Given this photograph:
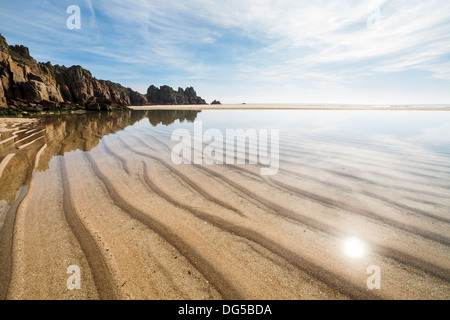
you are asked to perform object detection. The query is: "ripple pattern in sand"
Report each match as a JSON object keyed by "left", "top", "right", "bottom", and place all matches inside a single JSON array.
[{"left": 0, "top": 111, "right": 449, "bottom": 300}]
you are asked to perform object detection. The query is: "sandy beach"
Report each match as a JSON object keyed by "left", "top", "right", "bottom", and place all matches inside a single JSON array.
[
  {"left": 130, "top": 104, "right": 450, "bottom": 111},
  {"left": 0, "top": 110, "right": 449, "bottom": 300}
]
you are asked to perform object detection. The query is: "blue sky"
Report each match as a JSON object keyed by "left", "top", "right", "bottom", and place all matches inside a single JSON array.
[{"left": 0, "top": 0, "right": 449, "bottom": 104}]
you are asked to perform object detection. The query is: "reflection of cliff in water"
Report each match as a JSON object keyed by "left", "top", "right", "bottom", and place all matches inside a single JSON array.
[
  {"left": 0, "top": 110, "right": 202, "bottom": 205},
  {"left": 147, "top": 110, "right": 201, "bottom": 126},
  {"left": 0, "top": 111, "right": 147, "bottom": 204}
]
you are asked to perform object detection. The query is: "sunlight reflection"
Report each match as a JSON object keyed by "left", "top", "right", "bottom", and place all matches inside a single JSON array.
[{"left": 343, "top": 237, "right": 366, "bottom": 259}]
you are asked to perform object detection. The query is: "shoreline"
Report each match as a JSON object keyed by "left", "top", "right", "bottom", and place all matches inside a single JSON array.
[{"left": 129, "top": 104, "right": 450, "bottom": 111}]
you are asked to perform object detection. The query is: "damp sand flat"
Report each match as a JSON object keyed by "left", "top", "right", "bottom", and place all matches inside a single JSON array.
[
  {"left": 130, "top": 104, "right": 450, "bottom": 111},
  {"left": 0, "top": 110, "right": 449, "bottom": 300}
]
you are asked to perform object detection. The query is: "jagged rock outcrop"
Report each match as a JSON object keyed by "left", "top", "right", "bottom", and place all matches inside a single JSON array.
[
  {"left": 0, "top": 33, "right": 148, "bottom": 112},
  {"left": 211, "top": 100, "right": 221, "bottom": 105},
  {"left": 146, "top": 85, "right": 207, "bottom": 105}
]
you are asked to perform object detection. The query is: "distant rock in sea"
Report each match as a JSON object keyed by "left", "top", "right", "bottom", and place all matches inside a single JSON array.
[{"left": 210, "top": 100, "right": 221, "bottom": 105}]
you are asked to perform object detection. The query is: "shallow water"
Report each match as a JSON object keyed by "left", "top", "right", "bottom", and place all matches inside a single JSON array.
[{"left": 0, "top": 110, "right": 449, "bottom": 300}]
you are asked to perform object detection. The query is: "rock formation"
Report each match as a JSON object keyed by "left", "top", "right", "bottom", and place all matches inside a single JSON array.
[
  {"left": 146, "top": 85, "right": 207, "bottom": 105},
  {"left": 0, "top": 38, "right": 65, "bottom": 111},
  {"left": 0, "top": 33, "right": 148, "bottom": 113},
  {"left": 0, "top": 33, "right": 211, "bottom": 114},
  {"left": 211, "top": 100, "right": 221, "bottom": 105}
]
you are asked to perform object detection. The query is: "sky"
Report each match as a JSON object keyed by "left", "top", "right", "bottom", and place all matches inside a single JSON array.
[{"left": 0, "top": 0, "right": 449, "bottom": 105}]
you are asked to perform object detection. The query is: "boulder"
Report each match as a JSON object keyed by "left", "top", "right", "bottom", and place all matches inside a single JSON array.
[
  {"left": 60, "top": 84, "right": 73, "bottom": 101},
  {"left": 40, "top": 99, "right": 59, "bottom": 110}
]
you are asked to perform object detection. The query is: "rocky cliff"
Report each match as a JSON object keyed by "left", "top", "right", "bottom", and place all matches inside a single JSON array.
[
  {"left": 0, "top": 33, "right": 211, "bottom": 114},
  {"left": 146, "top": 85, "right": 207, "bottom": 105},
  {"left": 0, "top": 33, "right": 152, "bottom": 113}
]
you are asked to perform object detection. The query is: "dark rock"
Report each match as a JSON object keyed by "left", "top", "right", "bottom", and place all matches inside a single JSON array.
[
  {"left": 12, "top": 84, "right": 23, "bottom": 100},
  {"left": 40, "top": 99, "right": 58, "bottom": 110},
  {"left": 9, "top": 100, "right": 21, "bottom": 107},
  {"left": 60, "top": 84, "right": 73, "bottom": 101},
  {"left": 59, "top": 102, "right": 74, "bottom": 110},
  {"left": 211, "top": 100, "right": 221, "bottom": 105},
  {"left": 146, "top": 85, "right": 207, "bottom": 105},
  {"left": 146, "top": 85, "right": 159, "bottom": 104},
  {"left": 27, "top": 72, "right": 44, "bottom": 82},
  {"left": 128, "top": 89, "right": 148, "bottom": 106}
]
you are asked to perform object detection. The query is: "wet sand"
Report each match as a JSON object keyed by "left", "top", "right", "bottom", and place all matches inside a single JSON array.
[
  {"left": 0, "top": 110, "right": 449, "bottom": 300},
  {"left": 130, "top": 104, "right": 450, "bottom": 111}
]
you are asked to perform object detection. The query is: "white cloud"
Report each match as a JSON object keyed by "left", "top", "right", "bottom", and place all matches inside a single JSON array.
[{"left": 96, "top": 1, "right": 449, "bottom": 84}]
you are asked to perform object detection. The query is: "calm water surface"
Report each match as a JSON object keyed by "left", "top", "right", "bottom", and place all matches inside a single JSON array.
[{"left": 0, "top": 109, "right": 449, "bottom": 300}]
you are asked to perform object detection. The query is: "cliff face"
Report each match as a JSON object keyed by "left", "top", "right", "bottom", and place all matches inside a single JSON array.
[
  {"left": 0, "top": 39, "right": 64, "bottom": 110},
  {"left": 0, "top": 33, "right": 148, "bottom": 112},
  {"left": 51, "top": 65, "right": 149, "bottom": 111}
]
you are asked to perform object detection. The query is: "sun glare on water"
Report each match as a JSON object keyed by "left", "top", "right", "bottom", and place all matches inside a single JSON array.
[{"left": 343, "top": 237, "right": 366, "bottom": 259}]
